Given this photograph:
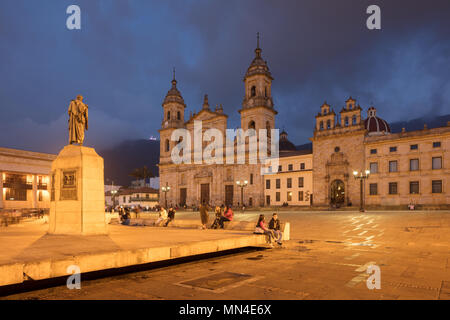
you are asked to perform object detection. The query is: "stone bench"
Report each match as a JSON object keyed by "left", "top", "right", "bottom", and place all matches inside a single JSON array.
[{"left": 126, "top": 218, "right": 290, "bottom": 241}]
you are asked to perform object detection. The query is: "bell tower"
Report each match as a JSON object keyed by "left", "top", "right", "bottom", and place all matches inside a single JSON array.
[
  {"left": 160, "top": 69, "right": 186, "bottom": 165},
  {"left": 239, "top": 33, "right": 277, "bottom": 134}
]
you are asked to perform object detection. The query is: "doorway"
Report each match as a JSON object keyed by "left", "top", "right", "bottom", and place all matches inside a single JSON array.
[
  {"left": 330, "top": 180, "right": 345, "bottom": 207},
  {"left": 200, "top": 183, "right": 210, "bottom": 205},
  {"left": 225, "top": 185, "right": 233, "bottom": 207}
]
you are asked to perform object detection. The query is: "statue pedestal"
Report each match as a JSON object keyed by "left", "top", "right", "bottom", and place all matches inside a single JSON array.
[{"left": 48, "top": 145, "right": 107, "bottom": 235}]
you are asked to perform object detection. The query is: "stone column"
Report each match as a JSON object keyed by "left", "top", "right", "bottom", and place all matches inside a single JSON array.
[
  {"left": 0, "top": 171, "right": 3, "bottom": 209},
  {"left": 32, "top": 175, "right": 37, "bottom": 209}
]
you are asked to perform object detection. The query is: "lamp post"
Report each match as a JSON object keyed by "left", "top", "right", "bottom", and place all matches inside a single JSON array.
[
  {"left": 236, "top": 180, "right": 248, "bottom": 211},
  {"left": 353, "top": 170, "right": 370, "bottom": 212},
  {"left": 161, "top": 183, "right": 171, "bottom": 208}
]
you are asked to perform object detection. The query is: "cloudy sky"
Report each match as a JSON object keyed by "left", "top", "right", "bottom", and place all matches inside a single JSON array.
[{"left": 0, "top": 0, "right": 449, "bottom": 153}]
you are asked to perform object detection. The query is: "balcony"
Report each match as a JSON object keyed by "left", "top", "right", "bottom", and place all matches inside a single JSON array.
[{"left": 37, "top": 183, "right": 48, "bottom": 190}]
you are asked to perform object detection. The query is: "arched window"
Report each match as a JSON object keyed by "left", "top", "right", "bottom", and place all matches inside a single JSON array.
[
  {"left": 165, "top": 139, "right": 170, "bottom": 152},
  {"left": 264, "top": 87, "right": 267, "bottom": 97},
  {"left": 320, "top": 121, "right": 324, "bottom": 130},
  {"left": 248, "top": 120, "right": 256, "bottom": 130},
  {"left": 327, "top": 119, "right": 331, "bottom": 129},
  {"left": 352, "top": 115, "right": 357, "bottom": 125},
  {"left": 177, "top": 111, "right": 181, "bottom": 120},
  {"left": 167, "top": 111, "right": 170, "bottom": 120},
  {"left": 251, "top": 86, "right": 256, "bottom": 97},
  {"left": 266, "top": 121, "right": 271, "bottom": 138},
  {"left": 345, "top": 117, "right": 349, "bottom": 126}
]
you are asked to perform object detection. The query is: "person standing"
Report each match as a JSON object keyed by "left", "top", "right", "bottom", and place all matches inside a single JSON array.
[
  {"left": 269, "top": 213, "right": 283, "bottom": 245},
  {"left": 199, "top": 201, "right": 209, "bottom": 230}
]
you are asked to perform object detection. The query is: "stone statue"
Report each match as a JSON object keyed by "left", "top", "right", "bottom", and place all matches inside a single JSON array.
[{"left": 68, "top": 95, "right": 89, "bottom": 145}]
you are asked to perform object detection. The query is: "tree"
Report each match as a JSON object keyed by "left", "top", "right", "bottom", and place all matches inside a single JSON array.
[{"left": 128, "top": 166, "right": 155, "bottom": 184}]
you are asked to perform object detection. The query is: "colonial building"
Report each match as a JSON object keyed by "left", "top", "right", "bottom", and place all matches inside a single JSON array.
[
  {"left": 159, "top": 38, "right": 277, "bottom": 208},
  {"left": 262, "top": 131, "right": 313, "bottom": 206},
  {"left": 311, "top": 98, "right": 450, "bottom": 209},
  {"left": 0, "top": 147, "right": 56, "bottom": 210}
]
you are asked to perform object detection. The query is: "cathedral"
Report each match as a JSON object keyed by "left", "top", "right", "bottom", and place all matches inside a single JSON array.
[
  {"left": 159, "top": 38, "right": 450, "bottom": 210},
  {"left": 158, "top": 38, "right": 277, "bottom": 208}
]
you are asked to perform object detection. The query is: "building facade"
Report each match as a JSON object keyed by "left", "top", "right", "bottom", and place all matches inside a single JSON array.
[
  {"left": 159, "top": 40, "right": 277, "bottom": 208},
  {"left": 311, "top": 98, "right": 450, "bottom": 209},
  {"left": 0, "top": 147, "right": 56, "bottom": 210}
]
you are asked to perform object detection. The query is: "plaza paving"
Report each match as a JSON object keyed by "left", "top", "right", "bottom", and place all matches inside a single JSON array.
[{"left": 1, "top": 210, "right": 450, "bottom": 300}]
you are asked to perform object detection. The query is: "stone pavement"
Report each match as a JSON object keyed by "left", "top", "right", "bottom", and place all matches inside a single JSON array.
[
  {"left": 0, "top": 221, "right": 268, "bottom": 286},
  {"left": 1, "top": 210, "right": 450, "bottom": 300}
]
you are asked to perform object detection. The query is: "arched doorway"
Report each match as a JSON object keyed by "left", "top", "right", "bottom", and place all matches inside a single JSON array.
[{"left": 330, "top": 180, "right": 345, "bottom": 207}]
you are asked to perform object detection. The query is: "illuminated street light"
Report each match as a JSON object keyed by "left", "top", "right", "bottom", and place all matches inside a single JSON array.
[
  {"left": 161, "top": 183, "right": 171, "bottom": 208},
  {"left": 236, "top": 180, "right": 248, "bottom": 211},
  {"left": 353, "top": 170, "right": 370, "bottom": 212}
]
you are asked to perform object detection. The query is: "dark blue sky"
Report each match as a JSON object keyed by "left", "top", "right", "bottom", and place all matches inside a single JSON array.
[{"left": 1, "top": 0, "right": 449, "bottom": 153}]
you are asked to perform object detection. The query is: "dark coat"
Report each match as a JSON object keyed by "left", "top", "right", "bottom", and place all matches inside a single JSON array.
[{"left": 269, "top": 218, "right": 281, "bottom": 231}]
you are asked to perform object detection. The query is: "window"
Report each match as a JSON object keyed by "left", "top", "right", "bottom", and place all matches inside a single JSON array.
[
  {"left": 300, "top": 163, "right": 305, "bottom": 170},
  {"left": 177, "top": 111, "right": 181, "bottom": 120},
  {"left": 287, "top": 178, "right": 292, "bottom": 188},
  {"left": 276, "top": 192, "right": 280, "bottom": 202},
  {"left": 410, "top": 159, "right": 419, "bottom": 171},
  {"left": 250, "top": 173, "right": 254, "bottom": 185},
  {"left": 287, "top": 192, "right": 292, "bottom": 202},
  {"left": 410, "top": 144, "right": 418, "bottom": 150},
  {"left": 320, "top": 121, "right": 324, "bottom": 130},
  {"left": 389, "top": 182, "right": 398, "bottom": 195},
  {"left": 278, "top": 165, "right": 282, "bottom": 172},
  {"left": 264, "top": 87, "right": 267, "bottom": 97},
  {"left": 409, "top": 181, "right": 419, "bottom": 194},
  {"left": 298, "top": 177, "right": 304, "bottom": 188},
  {"left": 390, "top": 146, "right": 397, "bottom": 152},
  {"left": 370, "top": 149, "right": 377, "bottom": 154},
  {"left": 369, "top": 183, "right": 378, "bottom": 195},
  {"left": 433, "top": 142, "right": 441, "bottom": 148},
  {"left": 146, "top": 194, "right": 149, "bottom": 199},
  {"left": 38, "top": 191, "right": 43, "bottom": 201},
  {"left": 123, "top": 196, "right": 126, "bottom": 203},
  {"left": 370, "top": 162, "right": 378, "bottom": 174},
  {"left": 432, "top": 157, "right": 442, "bottom": 170},
  {"left": 334, "top": 147, "right": 340, "bottom": 153},
  {"left": 288, "top": 164, "right": 293, "bottom": 171},
  {"left": 13, "top": 188, "right": 27, "bottom": 202},
  {"left": 266, "top": 179, "right": 271, "bottom": 189},
  {"left": 276, "top": 179, "right": 280, "bottom": 189},
  {"left": 167, "top": 111, "right": 170, "bottom": 120},
  {"left": 327, "top": 119, "right": 331, "bottom": 129},
  {"left": 389, "top": 161, "right": 398, "bottom": 172},
  {"left": 298, "top": 191, "right": 304, "bottom": 201},
  {"left": 352, "top": 115, "right": 357, "bottom": 125},
  {"left": 165, "top": 139, "right": 170, "bottom": 152},
  {"left": 248, "top": 120, "right": 256, "bottom": 130},
  {"left": 344, "top": 117, "right": 349, "bottom": 126},
  {"left": 432, "top": 180, "right": 442, "bottom": 193},
  {"left": 266, "top": 195, "right": 270, "bottom": 206}
]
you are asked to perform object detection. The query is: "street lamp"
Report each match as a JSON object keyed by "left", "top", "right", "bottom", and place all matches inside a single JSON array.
[
  {"left": 236, "top": 180, "right": 248, "bottom": 211},
  {"left": 353, "top": 169, "right": 370, "bottom": 212},
  {"left": 161, "top": 183, "right": 171, "bottom": 208}
]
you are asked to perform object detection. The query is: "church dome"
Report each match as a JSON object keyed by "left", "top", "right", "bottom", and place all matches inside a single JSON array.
[
  {"left": 244, "top": 35, "right": 273, "bottom": 80},
  {"left": 279, "top": 130, "right": 297, "bottom": 151},
  {"left": 162, "top": 76, "right": 185, "bottom": 107},
  {"left": 364, "top": 107, "right": 390, "bottom": 136}
]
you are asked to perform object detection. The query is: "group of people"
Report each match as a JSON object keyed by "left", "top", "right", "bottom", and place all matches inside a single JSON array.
[
  {"left": 255, "top": 213, "right": 283, "bottom": 247},
  {"left": 154, "top": 206, "right": 176, "bottom": 227}
]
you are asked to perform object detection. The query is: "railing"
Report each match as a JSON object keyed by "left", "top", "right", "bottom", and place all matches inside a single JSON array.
[{"left": 2, "top": 180, "right": 33, "bottom": 190}]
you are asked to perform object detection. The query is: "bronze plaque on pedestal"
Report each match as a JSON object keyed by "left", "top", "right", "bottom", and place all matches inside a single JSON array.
[{"left": 60, "top": 170, "right": 77, "bottom": 200}]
